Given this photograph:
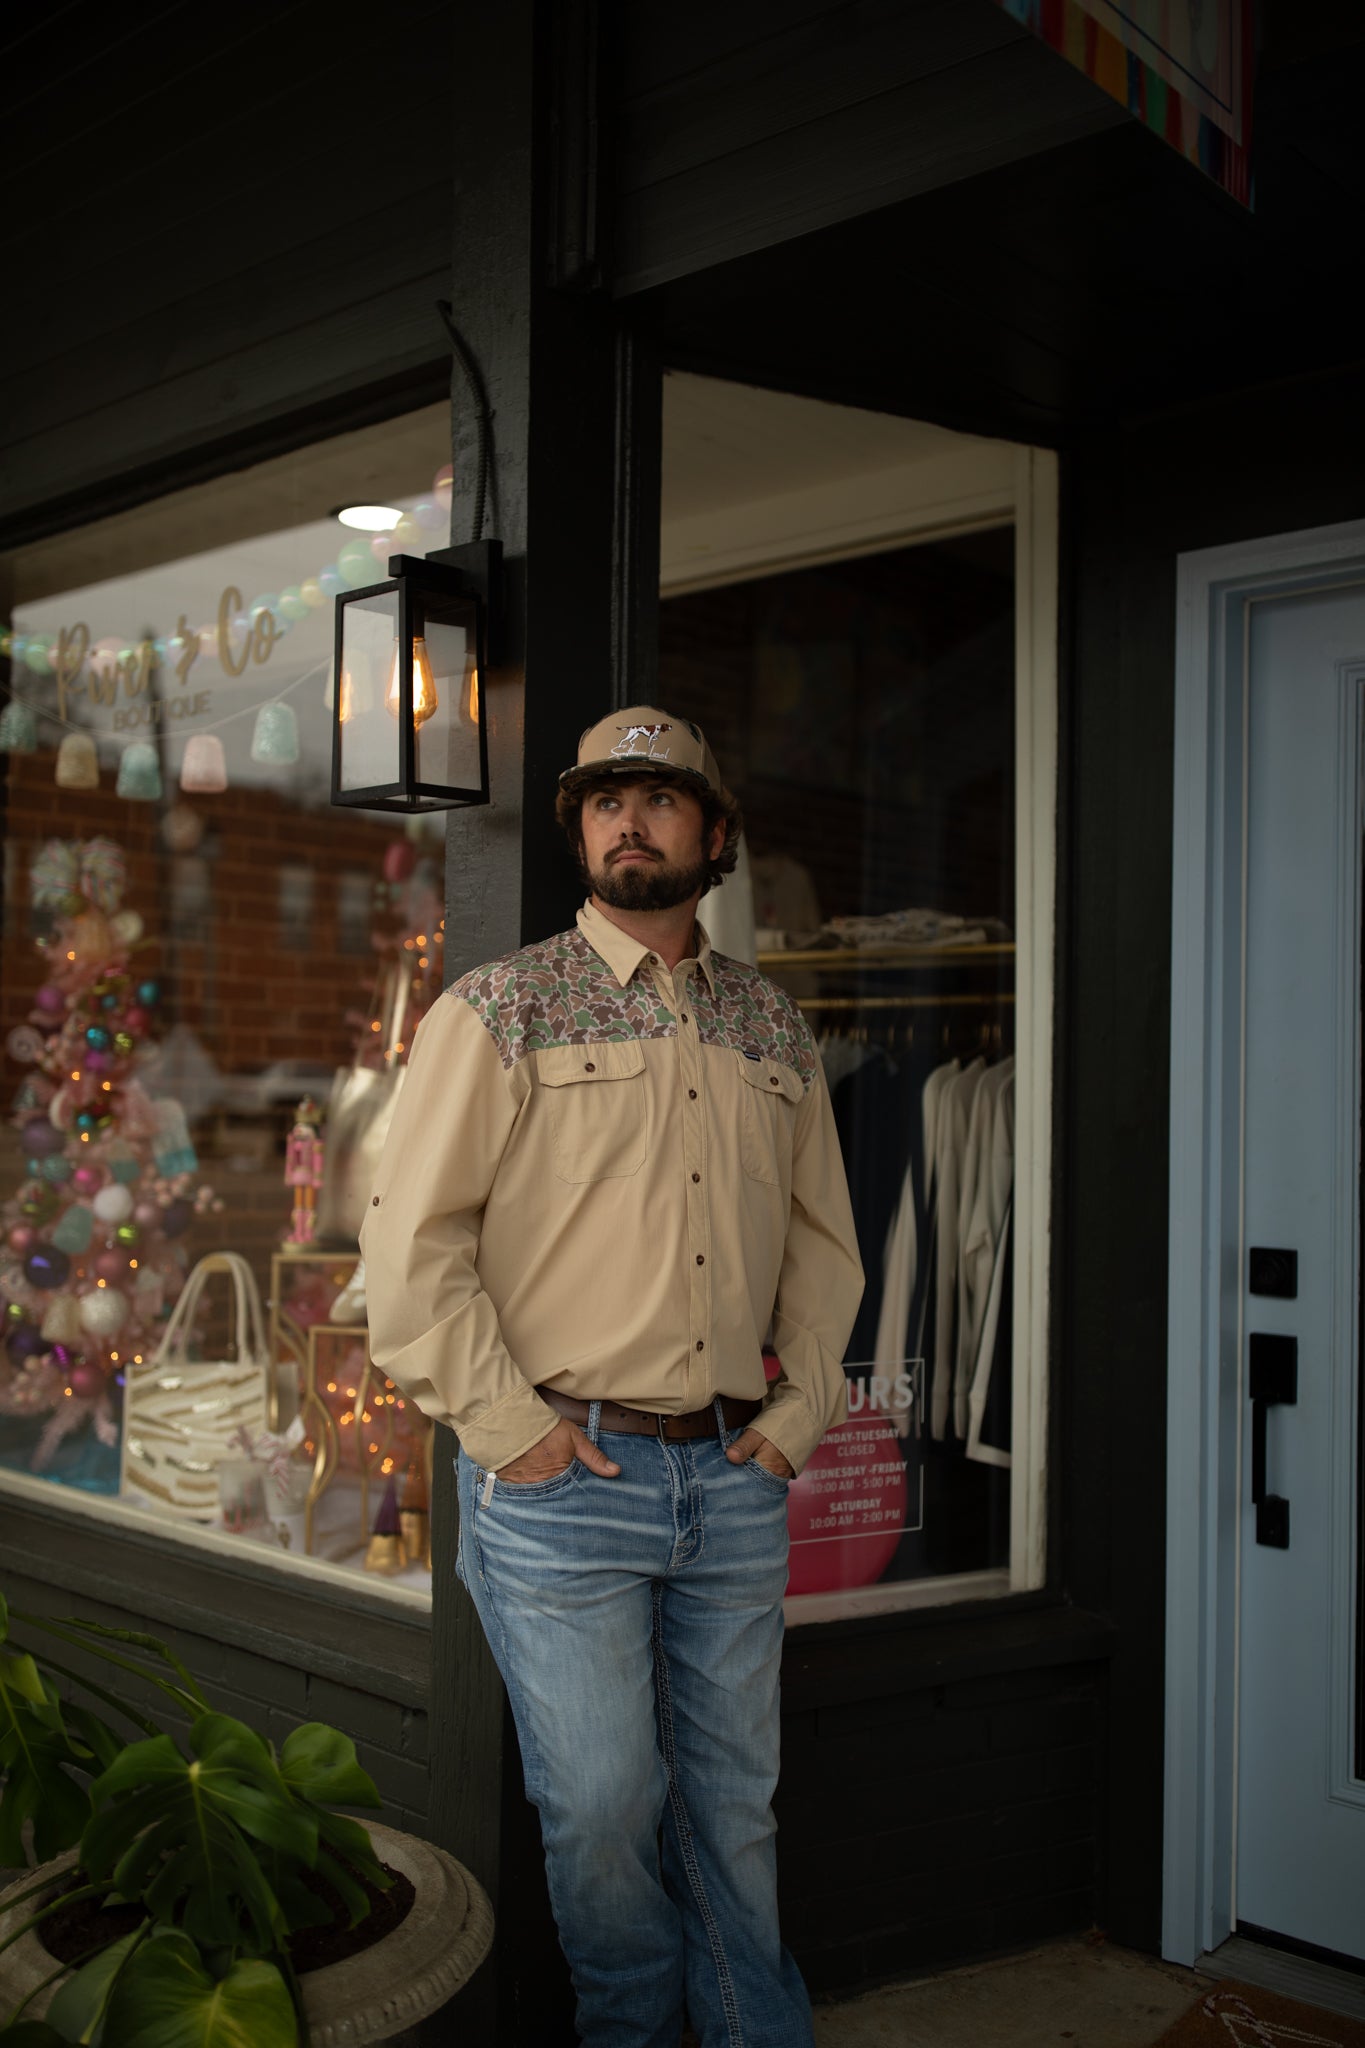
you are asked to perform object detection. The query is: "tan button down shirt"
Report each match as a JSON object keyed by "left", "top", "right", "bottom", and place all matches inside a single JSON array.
[{"left": 361, "top": 899, "right": 863, "bottom": 1474}]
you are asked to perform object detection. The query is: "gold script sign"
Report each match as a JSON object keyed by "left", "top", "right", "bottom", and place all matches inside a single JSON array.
[{"left": 52, "top": 589, "right": 280, "bottom": 721}]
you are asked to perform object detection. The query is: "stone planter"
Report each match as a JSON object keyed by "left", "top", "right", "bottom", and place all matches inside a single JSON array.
[{"left": 0, "top": 1820, "right": 493, "bottom": 2046}]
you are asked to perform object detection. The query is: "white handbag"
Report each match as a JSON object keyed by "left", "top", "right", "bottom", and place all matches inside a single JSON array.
[{"left": 120, "top": 1252, "right": 272, "bottom": 1520}]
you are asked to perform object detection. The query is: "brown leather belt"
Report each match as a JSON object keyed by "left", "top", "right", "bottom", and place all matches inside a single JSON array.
[{"left": 539, "top": 1388, "right": 761, "bottom": 1441}]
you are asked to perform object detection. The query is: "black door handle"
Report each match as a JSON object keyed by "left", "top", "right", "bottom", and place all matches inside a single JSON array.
[{"left": 1249, "top": 1333, "right": 1297, "bottom": 1549}]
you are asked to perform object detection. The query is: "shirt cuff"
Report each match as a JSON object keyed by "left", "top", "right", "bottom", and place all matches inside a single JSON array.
[
  {"left": 457, "top": 1386, "right": 562, "bottom": 1473},
  {"left": 754, "top": 1389, "right": 828, "bottom": 1477}
]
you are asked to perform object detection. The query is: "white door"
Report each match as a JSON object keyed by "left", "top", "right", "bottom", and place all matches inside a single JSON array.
[{"left": 1236, "top": 585, "right": 1365, "bottom": 1960}]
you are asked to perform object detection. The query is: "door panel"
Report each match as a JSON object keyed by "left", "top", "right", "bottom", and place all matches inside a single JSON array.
[{"left": 1237, "top": 587, "right": 1365, "bottom": 1959}]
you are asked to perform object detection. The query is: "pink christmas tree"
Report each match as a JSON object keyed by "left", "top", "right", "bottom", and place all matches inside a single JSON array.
[{"left": 0, "top": 837, "right": 217, "bottom": 1485}]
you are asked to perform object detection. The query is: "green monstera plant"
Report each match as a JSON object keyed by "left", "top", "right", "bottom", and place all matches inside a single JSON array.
[{"left": 0, "top": 1590, "right": 390, "bottom": 2047}]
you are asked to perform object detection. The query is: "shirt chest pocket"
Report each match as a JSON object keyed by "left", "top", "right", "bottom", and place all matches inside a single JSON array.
[
  {"left": 537, "top": 1042, "right": 648, "bottom": 1184},
  {"left": 735, "top": 1052, "right": 804, "bottom": 1186}
]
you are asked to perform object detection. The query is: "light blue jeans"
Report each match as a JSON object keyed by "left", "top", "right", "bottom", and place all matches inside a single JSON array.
[{"left": 456, "top": 1404, "right": 813, "bottom": 2048}]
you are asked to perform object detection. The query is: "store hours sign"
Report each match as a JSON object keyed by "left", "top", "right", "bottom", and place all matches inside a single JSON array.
[{"left": 782, "top": 1358, "right": 924, "bottom": 1597}]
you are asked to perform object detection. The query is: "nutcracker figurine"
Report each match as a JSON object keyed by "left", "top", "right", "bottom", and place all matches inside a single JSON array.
[{"left": 284, "top": 1098, "right": 325, "bottom": 1245}]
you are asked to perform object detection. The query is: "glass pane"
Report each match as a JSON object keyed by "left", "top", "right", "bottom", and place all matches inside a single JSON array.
[
  {"left": 660, "top": 525, "right": 1016, "bottom": 1615},
  {"left": 415, "top": 599, "right": 481, "bottom": 793},
  {"left": 0, "top": 410, "right": 451, "bottom": 1599},
  {"left": 337, "top": 589, "right": 400, "bottom": 794}
]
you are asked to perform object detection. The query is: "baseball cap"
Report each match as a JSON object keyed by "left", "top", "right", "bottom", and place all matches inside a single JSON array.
[{"left": 558, "top": 705, "right": 723, "bottom": 796}]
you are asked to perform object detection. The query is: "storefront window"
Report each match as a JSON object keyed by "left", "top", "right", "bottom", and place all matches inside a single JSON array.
[
  {"left": 0, "top": 406, "right": 453, "bottom": 1602},
  {"left": 659, "top": 374, "right": 1056, "bottom": 1621}
]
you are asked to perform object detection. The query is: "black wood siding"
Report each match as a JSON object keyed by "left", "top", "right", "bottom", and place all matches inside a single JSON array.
[
  {"left": 613, "top": 0, "right": 1125, "bottom": 295},
  {"left": 0, "top": 1, "right": 455, "bottom": 541}
]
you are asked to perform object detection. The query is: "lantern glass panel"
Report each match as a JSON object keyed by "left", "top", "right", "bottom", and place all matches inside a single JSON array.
[
  {"left": 336, "top": 588, "right": 399, "bottom": 795},
  {"left": 415, "top": 594, "right": 481, "bottom": 795}
]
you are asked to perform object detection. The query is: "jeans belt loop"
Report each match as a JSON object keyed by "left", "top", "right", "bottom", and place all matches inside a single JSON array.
[
  {"left": 588, "top": 1399, "right": 602, "bottom": 1446},
  {"left": 656, "top": 1409, "right": 669, "bottom": 1441}
]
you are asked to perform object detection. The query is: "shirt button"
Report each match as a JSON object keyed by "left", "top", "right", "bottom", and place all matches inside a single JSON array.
[
  {"left": 696, "top": 1253, "right": 705, "bottom": 1265},
  {"left": 371, "top": 1195, "right": 380, "bottom": 1206},
  {"left": 770, "top": 1075, "right": 779, "bottom": 1086},
  {"left": 691, "top": 1172, "right": 700, "bottom": 1183},
  {"left": 649, "top": 954, "right": 659, "bottom": 964},
  {"left": 688, "top": 1088, "right": 697, "bottom": 1100},
  {"left": 584, "top": 1061, "right": 596, "bottom": 1072},
  {"left": 696, "top": 1340, "right": 705, "bottom": 1352}
]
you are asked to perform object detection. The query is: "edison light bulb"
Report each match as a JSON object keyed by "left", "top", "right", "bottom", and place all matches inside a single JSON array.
[
  {"left": 467, "top": 664, "right": 479, "bottom": 725},
  {"left": 385, "top": 636, "right": 439, "bottom": 727}
]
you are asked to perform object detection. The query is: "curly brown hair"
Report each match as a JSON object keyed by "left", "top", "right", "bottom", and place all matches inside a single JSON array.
[{"left": 554, "top": 771, "right": 743, "bottom": 895}]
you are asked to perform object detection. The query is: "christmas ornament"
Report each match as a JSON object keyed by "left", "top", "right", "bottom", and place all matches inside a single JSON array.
[
  {"left": 249, "top": 701, "right": 300, "bottom": 766},
  {"left": 68, "top": 1360, "right": 105, "bottom": 1400},
  {"left": 6, "top": 1226, "right": 36, "bottom": 1255},
  {"left": 71, "top": 1167, "right": 102, "bottom": 1197},
  {"left": 136, "top": 981, "right": 161, "bottom": 1008},
  {"left": 114, "top": 1223, "right": 139, "bottom": 1248},
  {"left": 24, "top": 1246, "right": 70, "bottom": 1290},
  {"left": 41, "top": 1297, "right": 82, "bottom": 1345},
  {"left": 179, "top": 734, "right": 227, "bottom": 793},
  {"left": 39, "top": 1157, "right": 73, "bottom": 1184},
  {"left": 115, "top": 743, "right": 162, "bottom": 801},
  {"left": 78, "top": 1288, "right": 128, "bottom": 1337},
  {"left": 0, "top": 701, "right": 38, "bottom": 753},
  {"left": 54, "top": 733, "right": 99, "bottom": 790},
  {"left": 94, "top": 1248, "right": 131, "bottom": 1283},
  {"left": 4, "top": 1304, "right": 25, "bottom": 1325},
  {"left": 22, "top": 1119, "right": 64, "bottom": 1159},
  {"left": 84, "top": 1025, "right": 112, "bottom": 1053},
  {"left": 33, "top": 985, "right": 66, "bottom": 1018},
  {"left": 92, "top": 1184, "right": 134, "bottom": 1225},
  {"left": 6, "top": 1324, "right": 45, "bottom": 1363},
  {"left": 7, "top": 1027, "right": 43, "bottom": 1064},
  {"left": 110, "top": 910, "right": 144, "bottom": 946},
  {"left": 160, "top": 1199, "right": 193, "bottom": 1238},
  {"left": 112, "top": 1032, "right": 135, "bottom": 1056}
]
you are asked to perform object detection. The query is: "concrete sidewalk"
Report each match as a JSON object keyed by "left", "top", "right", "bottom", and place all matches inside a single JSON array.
[{"left": 812, "top": 1939, "right": 1206, "bottom": 2047}]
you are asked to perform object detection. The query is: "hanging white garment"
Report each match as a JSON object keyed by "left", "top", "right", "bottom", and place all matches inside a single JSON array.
[
  {"left": 702, "top": 833, "right": 757, "bottom": 965},
  {"left": 954, "top": 1058, "right": 1016, "bottom": 1437},
  {"left": 930, "top": 1057, "right": 986, "bottom": 1439},
  {"left": 875, "top": 1058, "right": 959, "bottom": 1426},
  {"left": 966, "top": 1202, "right": 1012, "bottom": 1467}
]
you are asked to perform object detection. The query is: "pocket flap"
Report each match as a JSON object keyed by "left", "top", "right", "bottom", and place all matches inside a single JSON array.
[
  {"left": 537, "top": 1041, "right": 646, "bottom": 1087},
  {"left": 733, "top": 1050, "right": 805, "bottom": 1104}
]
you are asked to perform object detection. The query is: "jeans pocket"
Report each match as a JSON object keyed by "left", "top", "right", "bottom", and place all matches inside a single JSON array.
[
  {"left": 739, "top": 1453, "right": 792, "bottom": 1493},
  {"left": 490, "top": 1459, "right": 582, "bottom": 1502}
]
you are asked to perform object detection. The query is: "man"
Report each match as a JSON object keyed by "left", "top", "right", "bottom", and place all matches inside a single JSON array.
[{"left": 362, "top": 706, "right": 863, "bottom": 2048}]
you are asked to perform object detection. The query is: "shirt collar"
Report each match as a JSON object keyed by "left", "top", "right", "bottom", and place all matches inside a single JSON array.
[{"left": 578, "top": 899, "right": 717, "bottom": 994}]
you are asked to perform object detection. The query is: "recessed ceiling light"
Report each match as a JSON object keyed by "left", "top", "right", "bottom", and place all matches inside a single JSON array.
[{"left": 335, "top": 504, "right": 402, "bottom": 531}]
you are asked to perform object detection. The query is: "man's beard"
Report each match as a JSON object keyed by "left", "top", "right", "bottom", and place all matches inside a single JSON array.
[{"left": 588, "top": 844, "right": 711, "bottom": 912}]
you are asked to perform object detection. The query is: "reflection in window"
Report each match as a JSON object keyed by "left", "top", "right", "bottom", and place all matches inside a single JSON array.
[
  {"left": 661, "top": 527, "right": 1017, "bottom": 1615},
  {"left": 0, "top": 408, "right": 451, "bottom": 1596}
]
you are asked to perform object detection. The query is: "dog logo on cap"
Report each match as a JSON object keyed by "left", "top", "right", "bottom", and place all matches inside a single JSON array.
[{"left": 611, "top": 722, "right": 674, "bottom": 765}]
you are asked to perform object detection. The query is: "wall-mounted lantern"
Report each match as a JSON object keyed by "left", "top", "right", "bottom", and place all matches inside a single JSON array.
[{"left": 331, "top": 541, "right": 499, "bottom": 813}]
